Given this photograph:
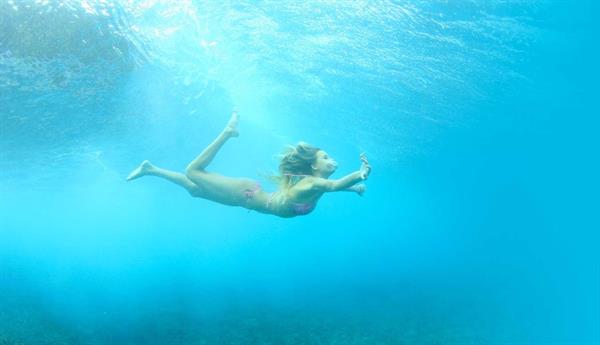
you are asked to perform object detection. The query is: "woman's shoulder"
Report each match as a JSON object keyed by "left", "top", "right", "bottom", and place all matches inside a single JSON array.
[
  {"left": 290, "top": 175, "right": 318, "bottom": 187},
  {"left": 288, "top": 176, "right": 329, "bottom": 198}
]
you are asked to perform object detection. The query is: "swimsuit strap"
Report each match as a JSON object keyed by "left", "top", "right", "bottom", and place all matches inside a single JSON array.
[{"left": 266, "top": 191, "right": 278, "bottom": 209}]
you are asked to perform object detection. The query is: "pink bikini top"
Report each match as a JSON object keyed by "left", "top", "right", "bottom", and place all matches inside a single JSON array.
[
  {"left": 266, "top": 192, "right": 316, "bottom": 215},
  {"left": 290, "top": 202, "right": 315, "bottom": 215},
  {"left": 268, "top": 174, "right": 316, "bottom": 215}
]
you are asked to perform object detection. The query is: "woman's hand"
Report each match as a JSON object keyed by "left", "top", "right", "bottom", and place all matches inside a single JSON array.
[
  {"left": 359, "top": 153, "right": 371, "bottom": 180},
  {"left": 353, "top": 183, "right": 367, "bottom": 196}
]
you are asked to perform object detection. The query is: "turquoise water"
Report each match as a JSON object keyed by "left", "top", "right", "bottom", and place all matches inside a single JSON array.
[{"left": 1, "top": 1, "right": 598, "bottom": 344}]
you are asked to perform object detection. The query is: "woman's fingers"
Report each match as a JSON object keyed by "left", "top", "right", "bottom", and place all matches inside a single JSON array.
[{"left": 359, "top": 153, "right": 371, "bottom": 180}]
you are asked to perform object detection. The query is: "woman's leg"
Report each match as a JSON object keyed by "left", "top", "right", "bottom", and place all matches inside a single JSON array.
[
  {"left": 185, "top": 111, "right": 259, "bottom": 206},
  {"left": 186, "top": 111, "right": 239, "bottom": 173},
  {"left": 127, "top": 111, "right": 261, "bottom": 208},
  {"left": 127, "top": 160, "right": 201, "bottom": 196}
]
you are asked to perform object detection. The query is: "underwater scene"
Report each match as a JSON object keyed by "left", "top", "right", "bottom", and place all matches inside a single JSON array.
[{"left": 1, "top": 1, "right": 598, "bottom": 344}]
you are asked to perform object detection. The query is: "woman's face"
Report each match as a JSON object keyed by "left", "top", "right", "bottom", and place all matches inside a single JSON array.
[{"left": 312, "top": 150, "right": 338, "bottom": 176}]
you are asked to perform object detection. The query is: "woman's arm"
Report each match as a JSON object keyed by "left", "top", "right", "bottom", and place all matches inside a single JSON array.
[
  {"left": 312, "top": 154, "right": 371, "bottom": 193},
  {"left": 312, "top": 171, "right": 364, "bottom": 192}
]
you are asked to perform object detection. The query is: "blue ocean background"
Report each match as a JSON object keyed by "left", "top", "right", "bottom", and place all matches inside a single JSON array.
[{"left": 1, "top": 1, "right": 598, "bottom": 344}]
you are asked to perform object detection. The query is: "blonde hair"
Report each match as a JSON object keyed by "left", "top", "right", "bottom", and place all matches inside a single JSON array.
[{"left": 269, "top": 141, "right": 321, "bottom": 190}]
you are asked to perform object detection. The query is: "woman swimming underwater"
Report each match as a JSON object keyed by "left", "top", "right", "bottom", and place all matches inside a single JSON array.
[{"left": 126, "top": 110, "right": 371, "bottom": 218}]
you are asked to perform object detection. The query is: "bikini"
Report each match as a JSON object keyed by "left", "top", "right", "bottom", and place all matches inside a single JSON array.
[
  {"left": 266, "top": 191, "right": 315, "bottom": 216},
  {"left": 243, "top": 183, "right": 262, "bottom": 200},
  {"left": 243, "top": 175, "right": 316, "bottom": 216}
]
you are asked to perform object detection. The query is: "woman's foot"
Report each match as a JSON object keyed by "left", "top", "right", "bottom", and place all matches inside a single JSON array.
[
  {"left": 224, "top": 110, "right": 239, "bottom": 138},
  {"left": 126, "top": 160, "right": 154, "bottom": 181}
]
